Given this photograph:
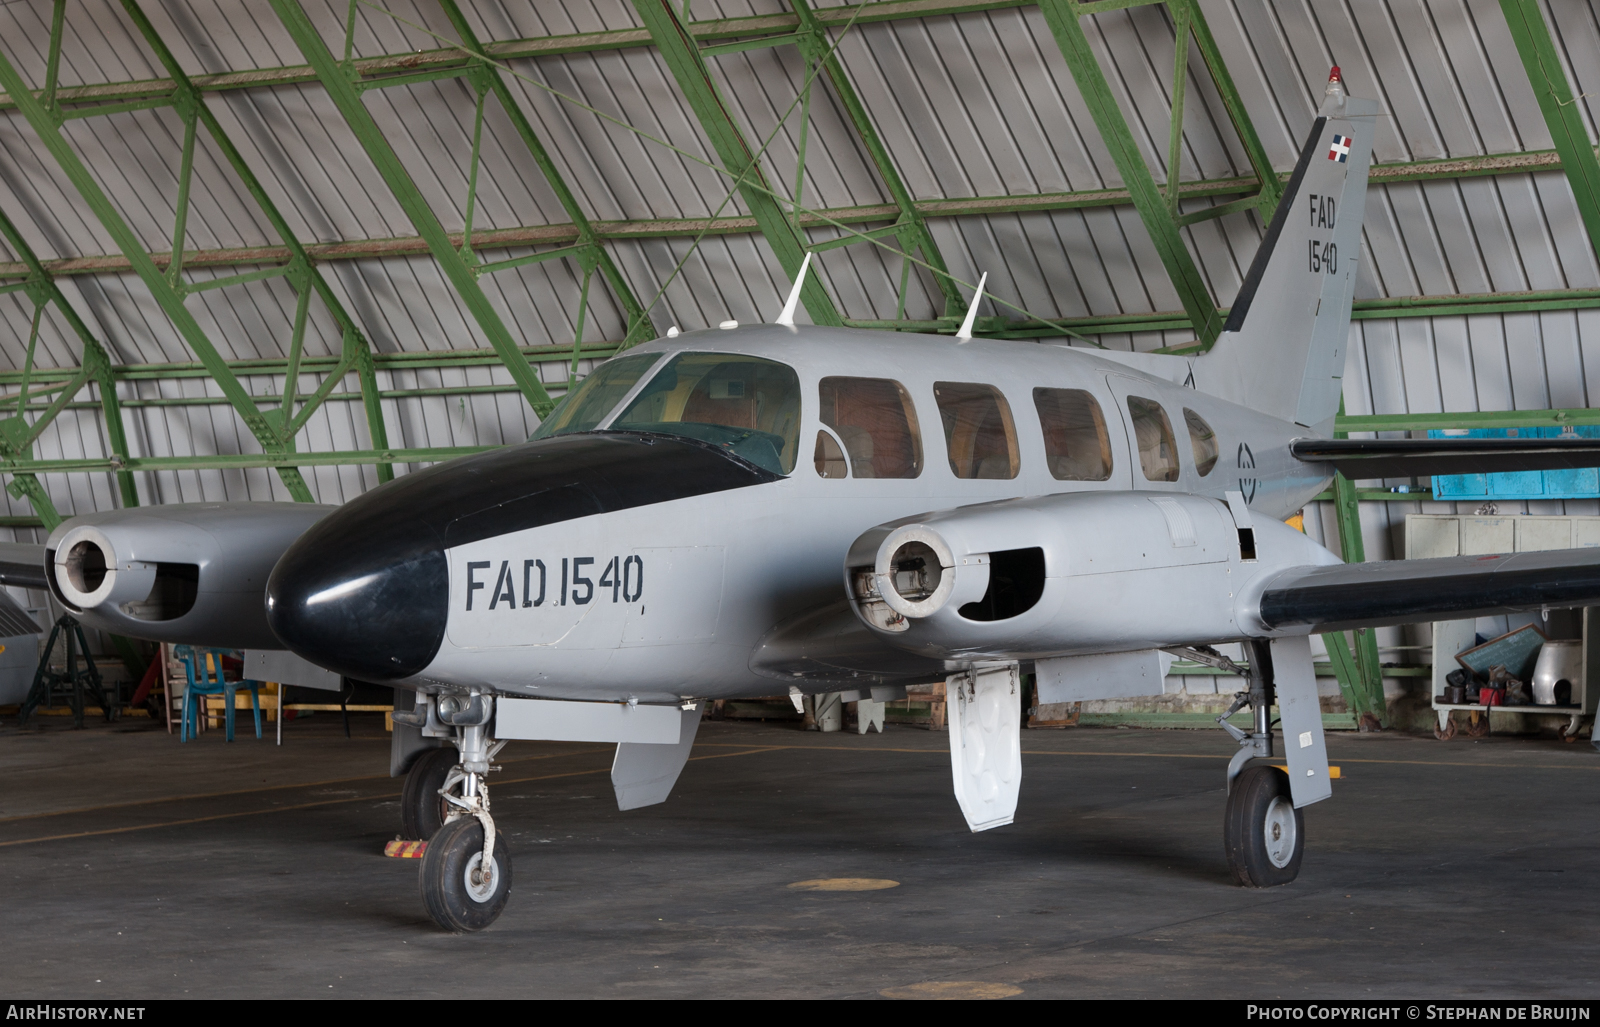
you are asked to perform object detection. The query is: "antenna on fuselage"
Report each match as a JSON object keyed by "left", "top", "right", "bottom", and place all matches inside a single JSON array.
[
  {"left": 774, "top": 251, "right": 813, "bottom": 327},
  {"left": 954, "top": 271, "right": 987, "bottom": 342}
]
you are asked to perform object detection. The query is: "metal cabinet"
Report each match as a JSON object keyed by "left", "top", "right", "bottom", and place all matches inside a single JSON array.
[{"left": 1408, "top": 515, "right": 1597, "bottom": 739}]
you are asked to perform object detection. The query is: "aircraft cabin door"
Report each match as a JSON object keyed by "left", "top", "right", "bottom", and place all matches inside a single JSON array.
[{"left": 1105, "top": 374, "right": 1193, "bottom": 492}]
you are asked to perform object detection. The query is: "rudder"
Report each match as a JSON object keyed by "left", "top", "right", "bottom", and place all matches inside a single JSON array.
[{"left": 1197, "top": 69, "right": 1378, "bottom": 435}]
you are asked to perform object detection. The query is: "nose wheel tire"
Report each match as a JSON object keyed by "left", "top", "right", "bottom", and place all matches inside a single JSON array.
[
  {"left": 1225, "top": 765, "right": 1304, "bottom": 887},
  {"left": 400, "top": 746, "right": 457, "bottom": 840},
  {"left": 420, "top": 817, "right": 512, "bottom": 933}
]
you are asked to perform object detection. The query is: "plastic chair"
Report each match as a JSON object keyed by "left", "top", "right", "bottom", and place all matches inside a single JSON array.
[{"left": 175, "top": 645, "right": 262, "bottom": 742}]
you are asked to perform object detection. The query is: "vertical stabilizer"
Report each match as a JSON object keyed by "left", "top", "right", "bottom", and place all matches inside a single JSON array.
[{"left": 1197, "top": 70, "right": 1377, "bottom": 435}]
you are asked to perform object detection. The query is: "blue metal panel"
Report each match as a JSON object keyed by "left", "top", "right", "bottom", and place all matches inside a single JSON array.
[{"left": 1429, "top": 427, "right": 1600, "bottom": 499}]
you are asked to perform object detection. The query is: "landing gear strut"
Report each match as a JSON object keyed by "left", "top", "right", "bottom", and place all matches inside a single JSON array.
[
  {"left": 400, "top": 692, "right": 513, "bottom": 932},
  {"left": 1188, "top": 640, "right": 1307, "bottom": 887}
]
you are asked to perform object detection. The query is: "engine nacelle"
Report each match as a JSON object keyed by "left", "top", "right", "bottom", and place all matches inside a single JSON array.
[
  {"left": 47, "top": 503, "right": 334, "bottom": 649},
  {"left": 845, "top": 491, "right": 1340, "bottom": 661}
]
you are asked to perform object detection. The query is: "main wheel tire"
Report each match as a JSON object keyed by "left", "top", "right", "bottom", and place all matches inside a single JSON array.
[
  {"left": 1225, "top": 765, "right": 1304, "bottom": 887},
  {"left": 400, "top": 746, "right": 456, "bottom": 840},
  {"left": 419, "top": 817, "right": 512, "bottom": 933}
]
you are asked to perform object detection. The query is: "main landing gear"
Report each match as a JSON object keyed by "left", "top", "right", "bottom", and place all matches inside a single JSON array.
[
  {"left": 396, "top": 692, "right": 512, "bottom": 932},
  {"left": 1179, "top": 640, "right": 1307, "bottom": 886}
]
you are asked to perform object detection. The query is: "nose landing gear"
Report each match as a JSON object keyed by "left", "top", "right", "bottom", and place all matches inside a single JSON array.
[
  {"left": 400, "top": 692, "right": 513, "bottom": 932},
  {"left": 420, "top": 809, "right": 513, "bottom": 932}
]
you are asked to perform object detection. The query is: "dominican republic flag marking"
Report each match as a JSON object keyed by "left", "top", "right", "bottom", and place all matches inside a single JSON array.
[{"left": 1328, "top": 134, "right": 1351, "bottom": 162}]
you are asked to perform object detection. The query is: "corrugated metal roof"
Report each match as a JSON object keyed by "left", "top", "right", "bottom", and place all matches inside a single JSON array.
[{"left": 0, "top": 0, "right": 1596, "bottom": 542}]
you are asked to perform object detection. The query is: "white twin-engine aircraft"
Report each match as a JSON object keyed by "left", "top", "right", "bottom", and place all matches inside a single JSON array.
[{"left": 19, "top": 72, "right": 1600, "bottom": 932}]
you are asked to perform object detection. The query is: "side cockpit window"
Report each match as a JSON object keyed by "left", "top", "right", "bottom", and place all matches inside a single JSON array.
[
  {"left": 1184, "top": 408, "right": 1219, "bottom": 477},
  {"left": 816, "top": 377, "right": 922, "bottom": 479},
  {"left": 1034, "top": 387, "right": 1112, "bottom": 481},
  {"left": 1127, "top": 396, "right": 1180, "bottom": 482},
  {"left": 529, "top": 352, "right": 660, "bottom": 440},
  {"left": 611, "top": 353, "right": 801, "bottom": 474},
  {"left": 934, "top": 382, "right": 1018, "bottom": 479}
]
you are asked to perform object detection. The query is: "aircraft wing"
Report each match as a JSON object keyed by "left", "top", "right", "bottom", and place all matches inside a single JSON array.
[
  {"left": 0, "top": 542, "right": 48, "bottom": 591},
  {"left": 1257, "top": 548, "right": 1600, "bottom": 632},
  {"left": 1290, "top": 437, "right": 1600, "bottom": 479},
  {"left": 751, "top": 598, "right": 947, "bottom": 687}
]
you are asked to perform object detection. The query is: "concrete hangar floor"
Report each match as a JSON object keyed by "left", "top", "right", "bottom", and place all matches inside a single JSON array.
[{"left": 1, "top": 714, "right": 1596, "bottom": 1000}]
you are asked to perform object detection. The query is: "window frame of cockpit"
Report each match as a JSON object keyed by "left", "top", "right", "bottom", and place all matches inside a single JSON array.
[
  {"left": 532, "top": 350, "right": 666, "bottom": 441},
  {"left": 595, "top": 347, "right": 805, "bottom": 475}
]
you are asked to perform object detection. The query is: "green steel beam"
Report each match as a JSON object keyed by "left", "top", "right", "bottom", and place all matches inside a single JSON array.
[
  {"left": 0, "top": 151, "right": 1580, "bottom": 280},
  {"left": 0, "top": 210, "right": 137, "bottom": 509},
  {"left": 1310, "top": 488, "right": 1432, "bottom": 502},
  {"left": 118, "top": 0, "right": 395, "bottom": 482},
  {"left": 1322, "top": 403, "right": 1388, "bottom": 727},
  {"left": 40, "top": 0, "right": 65, "bottom": 115},
  {"left": 0, "top": 2, "right": 1028, "bottom": 115},
  {"left": 0, "top": 342, "right": 615, "bottom": 387},
  {"left": 1338, "top": 406, "right": 1600, "bottom": 433},
  {"left": 1076, "top": 711, "right": 1360, "bottom": 730},
  {"left": 633, "top": 0, "right": 841, "bottom": 326},
  {"left": 1501, "top": 0, "right": 1600, "bottom": 270},
  {"left": 787, "top": 0, "right": 965, "bottom": 314},
  {"left": 435, "top": 0, "right": 653, "bottom": 345},
  {"left": 1181, "top": 0, "right": 1281, "bottom": 222},
  {"left": 5, "top": 474, "right": 60, "bottom": 531},
  {"left": 1169, "top": 660, "right": 1429, "bottom": 677},
  {"left": 0, "top": 44, "right": 317, "bottom": 503},
  {"left": 1035, "top": 0, "right": 1223, "bottom": 346},
  {"left": 2, "top": 446, "right": 495, "bottom": 475},
  {"left": 269, "top": 0, "right": 555, "bottom": 416},
  {"left": 6, "top": 383, "right": 576, "bottom": 414}
]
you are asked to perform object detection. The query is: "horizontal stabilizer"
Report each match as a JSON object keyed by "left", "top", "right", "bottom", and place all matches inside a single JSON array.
[
  {"left": 1290, "top": 437, "right": 1600, "bottom": 480},
  {"left": 1259, "top": 548, "right": 1600, "bottom": 632},
  {"left": 0, "top": 542, "right": 48, "bottom": 591}
]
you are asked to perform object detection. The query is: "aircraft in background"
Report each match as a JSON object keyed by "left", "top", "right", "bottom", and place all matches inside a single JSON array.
[{"left": 12, "top": 70, "right": 1600, "bottom": 932}]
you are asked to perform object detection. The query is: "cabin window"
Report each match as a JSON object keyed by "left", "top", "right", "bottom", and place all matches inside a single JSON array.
[
  {"left": 817, "top": 377, "right": 922, "bottom": 479},
  {"left": 1033, "top": 387, "right": 1112, "bottom": 481},
  {"left": 529, "top": 352, "right": 661, "bottom": 440},
  {"left": 934, "top": 382, "right": 1018, "bottom": 479},
  {"left": 814, "top": 430, "right": 848, "bottom": 478},
  {"left": 1185, "top": 408, "right": 1219, "bottom": 477},
  {"left": 1127, "top": 396, "right": 1180, "bottom": 482},
  {"left": 611, "top": 352, "right": 802, "bottom": 474}
]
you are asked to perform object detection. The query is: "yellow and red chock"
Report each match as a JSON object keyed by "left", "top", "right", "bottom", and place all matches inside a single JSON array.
[{"left": 384, "top": 839, "right": 428, "bottom": 859}]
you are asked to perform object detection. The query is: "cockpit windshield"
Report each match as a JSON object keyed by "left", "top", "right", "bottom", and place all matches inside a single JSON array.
[
  {"left": 610, "top": 352, "right": 801, "bottom": 475},
  {"left": 529, "top": 352, "right": 661, "bottom": 441}
]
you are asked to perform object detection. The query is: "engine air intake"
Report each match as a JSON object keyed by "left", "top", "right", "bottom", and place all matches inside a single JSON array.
[{"left": 958, "top": 547, "right": 1045, "bottom": 622}]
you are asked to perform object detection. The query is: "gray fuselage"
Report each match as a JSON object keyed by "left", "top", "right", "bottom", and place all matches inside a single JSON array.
[{"left": 356, "top": 324, "right": 1334, "bottom": 704}]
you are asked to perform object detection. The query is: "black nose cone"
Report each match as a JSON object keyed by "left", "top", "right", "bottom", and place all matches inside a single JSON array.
[{"left": 267, "top": 510, "right": 448, "bottom": 682}]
